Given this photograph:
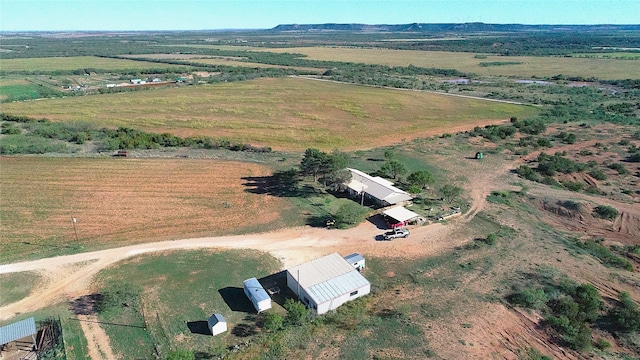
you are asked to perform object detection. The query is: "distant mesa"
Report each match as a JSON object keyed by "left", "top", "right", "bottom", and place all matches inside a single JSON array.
[{"left": 270, "top": 23, "right": 640, "bottom": 33}]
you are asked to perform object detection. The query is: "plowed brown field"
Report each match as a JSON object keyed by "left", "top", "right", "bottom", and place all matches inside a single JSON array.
[{"left": 0, "top": 157, "right": 290, "bottom": 262}]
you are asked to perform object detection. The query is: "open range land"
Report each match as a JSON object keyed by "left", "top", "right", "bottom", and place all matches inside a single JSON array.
[
  {"left": 0, "top": 77, "right": 538, "bottom": 151},
  {"left": 1, "top": 26, "right": 640, "bottom": 360}
]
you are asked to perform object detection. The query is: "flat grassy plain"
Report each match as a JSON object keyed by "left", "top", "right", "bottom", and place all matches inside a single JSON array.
[
  {"left": 174, "top": 45, "right": 639, "bottom": 80},
  {"left": 0, "top": 56, "right": 191, "bottom": 72},
  {"left": 125, "top": 54, "right": 324, "bottom": 73},
  {"left": 0, "top": 272, "right": 41, "bottom": 306},
  {"left": 94, "top": 249, "right": 281, "bottom": 358},
  {"left": 0, "top": 157, "right": 293, "bottom": 263},
  {"left": 0, "top": 77, "right": 539, "bottom": 151}
]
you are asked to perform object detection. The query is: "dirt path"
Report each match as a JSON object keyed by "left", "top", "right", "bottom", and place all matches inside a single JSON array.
[
  {"left": 0, "top": 221, "right": 458, "bottom": 322},
  {"left": 77, "top": 315, "right": 118, "bottom": 360}
]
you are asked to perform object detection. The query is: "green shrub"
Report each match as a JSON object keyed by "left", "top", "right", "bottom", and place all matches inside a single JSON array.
[
  {"left": 575, "top": 239, "right": 633, "bottom": 271},
  {"left": 609, "top": 291, "right": 640, "bottom": 333},
  {"left": 594, "top": 338, "right": 611, "bottom": 350},
  {"left": 508, "top": 288, "right": 548, "bottom": 309},
  {"left": 588, "top": 168, "right": 607, "bottom": 180},
  {"left": 562, "top": 181, "right": 583, "bottom": 192},
  {"left": 283, "top": 298, "right": 310, "bottom": 326},
  {"left": 593, "top": 205, "right": 618, "bottom": 220},
  {"left": 608, "top": 162, "right": 629, "bottom": 175}
]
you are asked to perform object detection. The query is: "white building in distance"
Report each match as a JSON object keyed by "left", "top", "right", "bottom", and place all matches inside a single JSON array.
[{"left": 286, "top": 253, "right": 370, "bottom": 315}]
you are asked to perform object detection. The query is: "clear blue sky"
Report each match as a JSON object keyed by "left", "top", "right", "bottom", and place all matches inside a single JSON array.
[{"left": 1, "top": 0, "right": 638, "bottom": 31}]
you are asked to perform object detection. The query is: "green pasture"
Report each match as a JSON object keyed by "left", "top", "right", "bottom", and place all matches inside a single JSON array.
[
  {"left": 94, "top": 249, "right": 281, "bottom": 358},
  {"left": 0, "top": 83, "right": 45, "bottom": 100},
  {"left": 170, "top": 46, "right": 639, "bottom": 80},
  {"left": 0, "top": 56, "right": 190, "bottom": 72},
  {"left": 1, "top": 77, "right": 538, "bottom": 151},
  {"left": 0, "top": 271, "right": 41, "bottom": 307}
]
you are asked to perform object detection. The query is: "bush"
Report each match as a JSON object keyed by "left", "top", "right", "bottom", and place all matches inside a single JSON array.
[
  {"left": 575, "top": 239, "right": 633, "bottom": 271},
  {"left": 588, "top": 168, "right": 607, "bottom": 180},
  {"left": 609, "top": 291, "right": 640, "bottom": 333},
  {"left": 283, "top": 298, "right": 309, "bottom": 326},
  {"left": 263, "top": 312, "right": 284, "bottom": 331},
  {"left": 508, "top": 288, "right": 548, "bottom": 309},
  {"left": 333, "top": 202, "right": 369, "bottom": 228},
  {"left": 562, "top": 181, "right": 583, "bottom": 192},
  {"left": 593, "top": 205, "right": 618, "bottom": 220},
  {"left": 608, "top": 162, "right": 629, "bottom": 175}
]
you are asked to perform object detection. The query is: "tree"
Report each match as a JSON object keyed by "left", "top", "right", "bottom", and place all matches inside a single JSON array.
[
  {"left": 609, "top": 291, "right": 640, "bottom": 333},
  {"left": 284, "top": 298, "right": 309, "bottom": 326},
  {"left": 325, "top": 168, "right": 352, "bottom": 192},
  {"left": 407, "top": 170, "right": 434, "bottom": 190},
  {"left": 573, "top": 284, "right": 601, "bottom": 322},
  {"left": 300, "top": 148, "right": 348, "bottom": 183},
  {"left": 333, "top": 202, "right": 369, "bottom": 228},
  {"left": 300, "top": 148, "right": 326, "bottom": 182},
  {"left": 440, "top": 184, "right": 463, "bottom": 204},
  {"left": 380, "top": 160, "right": 406, "bottom": 180}
]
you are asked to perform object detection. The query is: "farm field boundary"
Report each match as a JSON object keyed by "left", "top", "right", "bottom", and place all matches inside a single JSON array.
[
  {"left": 168, "top": 45, "right": 640, "bottom": 80},
  {"left": 0, "top": 77, "right": 539, "bottom": 151}
]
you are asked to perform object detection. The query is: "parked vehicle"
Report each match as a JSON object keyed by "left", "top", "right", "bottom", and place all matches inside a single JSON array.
[{"left": 383, "top": 228, "right": 409, "bottom": 240}]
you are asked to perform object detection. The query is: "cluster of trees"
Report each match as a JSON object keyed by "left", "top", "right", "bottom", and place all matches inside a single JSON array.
[
  {"left": 510, "top": 271, "right": 640, "bottom": 352},
  {"left": 0, "top": 114, "right": 271, "bottom": 154}
]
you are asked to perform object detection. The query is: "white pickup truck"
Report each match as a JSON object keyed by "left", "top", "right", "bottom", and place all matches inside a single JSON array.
[{"left": 383, "top": 228, "right": 410, "bottom": 240}]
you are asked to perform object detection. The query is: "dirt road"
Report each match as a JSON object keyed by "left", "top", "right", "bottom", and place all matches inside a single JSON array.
[{"left": 0, "top": 220, "right": 460, "bottom": 322}]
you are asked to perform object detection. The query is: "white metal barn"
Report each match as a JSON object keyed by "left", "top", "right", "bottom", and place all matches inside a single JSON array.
[
  {"left": 243, "top": 277, "right": 272, "bottom": 313},
  {"left": 207, "top": 313, "right": 227, "bottom": 336},
  {"left": 286, "top": 253, "right": 371, "bottom": 315},
  {"left": 343, "top": 253, "right": 366, "bottom": 271},
  {"left": 345, "top": 168, "right": 412, "bottom": 207}
]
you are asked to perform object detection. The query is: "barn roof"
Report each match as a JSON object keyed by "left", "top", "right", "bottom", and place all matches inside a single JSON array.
[
  {"left": 287, "top": 253, "right": 370, "bottom": 305},
  {"left": 0, "top": 317, "right": 36, "bottom": 345},
  {"left": 345, "top": 168, "right": 412, "bottom": 205},
  {"left": 383, "top": 206, "right": 421, "bottom": 223}
]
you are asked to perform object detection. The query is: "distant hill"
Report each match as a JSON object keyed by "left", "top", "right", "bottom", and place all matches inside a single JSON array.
[{"left": 271, "top": 23, "right": 640, "bottom": 33}]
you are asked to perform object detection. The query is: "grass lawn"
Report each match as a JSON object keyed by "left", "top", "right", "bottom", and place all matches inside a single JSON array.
[
  {"left": 0, "top": 272, "right": 42, "bottom": 307},
  {"left": 0, "top": 56, "right": 191, "bottom": 72},
  {"left": 0, "top": 157, "right": 295, "bottom": 263},
  {"left": 1, "top": 77, "right": 539, "bottom": 151},
  {"left": 94, "top": 249, "right": 282, "bottom": 358}
]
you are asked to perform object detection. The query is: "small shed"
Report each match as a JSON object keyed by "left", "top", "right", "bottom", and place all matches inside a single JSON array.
[
  {"left": 475, "top": 152, "right": 484, "bottom": 159},
  {"left": 243, "top": 278, "right": 271, "bottom": 313},
  {"left": 207, "top": 314, "right": 227, "bottom": 336},
  {"left": 0, "top": 317, "right": 37, "bottom": 350},
  {"left": 343, "top": 253, "right": 365, "bottom": 271}
]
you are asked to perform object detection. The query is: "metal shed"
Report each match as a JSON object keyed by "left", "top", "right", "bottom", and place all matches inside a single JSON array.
[
  {"left": 0, "top": 317, "right": 37, "bottom": 349},
  {"left": 286, "top": 253, "right": 370, "bottom": 315},
  {"left": 343, "top": 253, "right": 365, "bottom": 271},
  {"left": 243, "top": 278, "right": 272, "bottom": 313},
  {"left": 207, "top": 314, "right": 227, "bottom": 336}
]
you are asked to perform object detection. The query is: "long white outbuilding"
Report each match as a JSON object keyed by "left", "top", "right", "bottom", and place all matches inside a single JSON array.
[
  {"left": 286, "top": 253, "right": 370, "bottom": 315},
  {"left": 243, "top": 277, "right": 272, "bottom": 313}
]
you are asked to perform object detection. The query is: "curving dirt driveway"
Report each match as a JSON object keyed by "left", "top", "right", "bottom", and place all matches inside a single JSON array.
[{"left": 0, "top": 220, "right": 461, "bottom": 322}]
